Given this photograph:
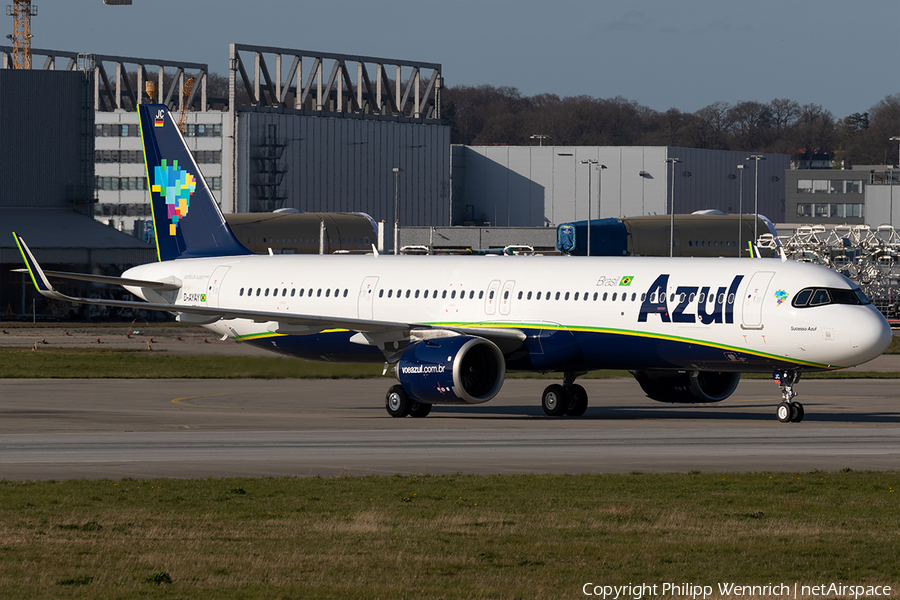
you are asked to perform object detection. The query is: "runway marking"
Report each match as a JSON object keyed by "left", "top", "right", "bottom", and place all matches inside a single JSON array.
[
  {"left": 171, "top": 392, "right": 282, "bottom": 410},
  {"left": 169, "top": 392, "right": 370, "bottom": 417}
]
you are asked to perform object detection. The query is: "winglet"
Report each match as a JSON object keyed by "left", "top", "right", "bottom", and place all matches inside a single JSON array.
[{"left": 12, "top": 233, "right": 61, "bottom": 298}]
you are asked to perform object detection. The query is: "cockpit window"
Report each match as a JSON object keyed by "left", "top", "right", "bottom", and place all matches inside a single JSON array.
[
  {"left": 792, "top": 286, "right": 871, "bottom": 308},
  {"left": 809, "top": 289, "right": 830, "bottom": 306}
]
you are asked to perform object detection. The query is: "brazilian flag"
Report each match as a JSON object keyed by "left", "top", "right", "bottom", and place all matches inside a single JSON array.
[{"left": 619, "top": 276, "right": 634, "bottom": 287}]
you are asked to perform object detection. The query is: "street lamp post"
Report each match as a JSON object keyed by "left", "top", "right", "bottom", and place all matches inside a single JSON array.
[
  {"left": 530, "top": 134, "right": 550, "bottom": 146},
  {"left": 737, "top": 165, "right": 745, "bottom": 257},
  {"left": 580, "top": 159, "right": 598, "bottom": 256},
  {"left": 746, "top": 154, "right": 766, "bottom": 249},
  {"left": 889, "top": 167, "right": 894, "bottom": 228},
  {"left": 664, "top": 157, "right": 682, "bottom": 257},
  {"left": 392, "top": 167, "right": 402, "bottom": 255},
  {"left": 890, "top": 137, "right": 900, "bottom": 169}
]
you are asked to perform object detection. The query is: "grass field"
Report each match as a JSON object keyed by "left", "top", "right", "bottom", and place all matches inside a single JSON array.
[
  {"left": 0, "top": 347, "right": 897, "bottom": 380},
  {"left": 1, "top": 472, "right": 898, "bottom": 599}
]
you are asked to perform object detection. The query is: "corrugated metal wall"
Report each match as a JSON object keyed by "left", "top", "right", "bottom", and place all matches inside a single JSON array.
[
  {"left": 236, "top": 112, "right": 451, "bottom": 227},
  {"left": 0, "top": 70, "right": 94, "bottom": 209},
  {"left": 462, "top": 146, "right": 790, "bottom": 226}
]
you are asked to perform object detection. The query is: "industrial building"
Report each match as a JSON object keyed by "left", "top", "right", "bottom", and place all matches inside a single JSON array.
[
  {"left": 0, "top": 66, "right": 155, "bottom": 319},
  {"left": 3, "top": 41, "right": 897, "bottom": 319}
]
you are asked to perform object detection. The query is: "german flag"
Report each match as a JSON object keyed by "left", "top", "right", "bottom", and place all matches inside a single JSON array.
[{"left": 154, "top": 119, "right": 164, "bottom": 127}]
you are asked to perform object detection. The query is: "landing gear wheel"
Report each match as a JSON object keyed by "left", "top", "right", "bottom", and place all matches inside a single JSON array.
[
  {"left": 408, "top": 400, "right": 433, "bottom": 418},
  {"left": 790, "top": 402, "right": 804, "bottom": 423},
  {"left": 565, "top": 384, "right": 589, "bottom": 417},
  {"left": 385, "top": 385, "right": 411, "bottom": 418},
  {"left": 542, "top": 384, "right": 569, "bottom": 417},
  {"left": 776, "top": 402, "right": 792, "bottom": 423}
]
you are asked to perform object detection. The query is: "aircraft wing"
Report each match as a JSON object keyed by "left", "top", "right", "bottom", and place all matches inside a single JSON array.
[{"left": 13, "top": 233, "right": 526, "bottom": 349}]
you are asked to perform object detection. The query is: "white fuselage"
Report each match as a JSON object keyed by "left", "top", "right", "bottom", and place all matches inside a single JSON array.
[{"left": 124, "top": 254, "right": 892, "bottom": 372}]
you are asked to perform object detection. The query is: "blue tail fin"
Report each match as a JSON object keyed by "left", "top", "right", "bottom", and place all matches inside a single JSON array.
[{"left": 139, "top": 104, "right": 252, "bottom": 261}]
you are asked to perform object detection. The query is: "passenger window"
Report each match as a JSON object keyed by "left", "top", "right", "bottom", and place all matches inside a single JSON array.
[
  {"left": 698, "top": 292, "right": 705, "bottom": 303},
  {"left": 388, "top": 289, "right": 393, "bottom": 298},
  {"left": 326, "top": 289, "right": 331, "bottom": 297},
  {"left": 574, "top": 292, "right": 579, "bottom": 301},
  {"left": 727, "top": 293, "right": 734, "bottom": 304},
  {"left": 291, "top": 289, "right": 295, "bottom": 297},
  {"left": 536, "top": 292, "right": 542, "bottom": 300},
  {"left": 612, "top": 293, "right": 617, "bottom": 301},
  {"left": 317, "top": 289, "right": 322, "bottom": 297},
  {"left": 423, "top": 290, "right": 429, "bottom": 298},
  {"left": 415, "top": 290, "right": 420, "bottom": 298},
  {"left": 343, "top": 289, "right": 348, "bottom": 297},
  {"left": 405, "top": 290, "right": 411, "bottom": 298},
  {"left": 518, "top": 291, "right": 523, "bottom": 300},
  {"left": 631, "top": 293, "right": 636, "bottom": 301},
  {"left": 283, "top": 288, "right": 287, "bottom": 296},
  {"left": 641, "top": 293, "right": 645, "bottom": 301},
  {"left": 265, "top": 288, "right": 270, "bottom": 297},
  {"left": 717, "top": 293, "right": 725, "bottom": 303},
  {"left": 564, "top": 292, "right": 569, "bottom": 301},
  {"left": 584, "top": 293, "right": 589, "bottom": 301},
  {"left": 379, "top": 290, "right": 384, "bottom": 298},
  {"left": 689, "top": 293, "right": 695, "bottom": 302},
  {"left": 593, "top": 292, "right": 598, "bottom": 301},
  {"left": 602, "top": 292, "right": 608, "bottom": 301},
  {"left": 256, "top": 288, "right": 261, "bottom": 296},
  {"left": 504, "top": 291, "right": 509, "bottom": 299},
  {"left": 451, "top": 290, "right": 456, "bottom": 299},
  {"left": 469, "top": 291, "right": 475, "bottom": 299},
  {"left": 478, "top": 291, "right": 483, "bottom": 299},
  {"left": 527, "top": 291, "right": 533, "bottom": 300},
  {"left": 299, "top": 289, "right": 305, "bottom": 297},
  {"left": 489, "top": 290, "right": 494, "bottom": 299},
  {"left": 239, "top": 288, "right": 244, "bottom": 296},
  {"left": 555, "top": 292, "right": 560, "bottom": 300},
  {"left": 442, "top": 290, "right": 447, "bottom": 299}
]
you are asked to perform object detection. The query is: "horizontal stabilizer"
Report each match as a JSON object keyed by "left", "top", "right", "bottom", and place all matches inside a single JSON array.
[{"left": 12, "top": 268, "right": 181, "bottom": 291}]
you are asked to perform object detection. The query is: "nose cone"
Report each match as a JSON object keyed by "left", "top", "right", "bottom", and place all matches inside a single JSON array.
[{"left": 848, "top": 306, "right": 894, "bottom": 366}]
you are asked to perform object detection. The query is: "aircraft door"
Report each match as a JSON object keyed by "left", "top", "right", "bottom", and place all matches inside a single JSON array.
[
  {"left": 499, "top": 280, "right": 516, "bottom": 315},
  {"left": 358, "top": 276, "right": 379, "bottom": 319},
  {"left": 741, "top": 271, "right": 774, "bottom": 329},
  {"left": 205, "top": 265, "right": 231, "bottom": 309},
  {"left": 484, "top": 280, "right": 501, "bottom": 315}
]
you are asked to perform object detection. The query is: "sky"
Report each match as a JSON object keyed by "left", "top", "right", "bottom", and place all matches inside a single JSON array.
[{"left": 18, "top": 0, "right": 899, "bottom": 119}]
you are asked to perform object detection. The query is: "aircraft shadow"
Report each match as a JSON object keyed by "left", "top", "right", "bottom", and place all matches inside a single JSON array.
[{"left": 428, "top": 404, "right": 900, "bottom": 423}]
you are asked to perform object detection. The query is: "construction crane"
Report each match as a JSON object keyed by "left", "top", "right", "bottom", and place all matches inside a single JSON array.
[
  {"left": 6, "top": 0, "right": 37, "bottom": 69},
  {"left": 177, "top": 75, "right": 195, "bottom": 136}
]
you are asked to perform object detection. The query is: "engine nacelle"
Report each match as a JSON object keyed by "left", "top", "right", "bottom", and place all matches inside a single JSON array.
[
  {"left": 632, "top": 370, "right": 741, "bottom": 404},
  {"left": 397, "top": 336, "right": 505, "bottom": 404}
]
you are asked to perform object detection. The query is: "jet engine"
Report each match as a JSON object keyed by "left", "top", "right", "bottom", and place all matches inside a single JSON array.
[
  {"left": 396, "top": 336, "right": 505, "bottom": 404},
  {"left": 631, "top": 370, "right": 741, "bottom": 403}
]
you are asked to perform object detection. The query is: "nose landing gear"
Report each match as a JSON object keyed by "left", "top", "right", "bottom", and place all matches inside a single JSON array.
[{"left": 775, "top": 370, "right": 804, "bottom": 423}]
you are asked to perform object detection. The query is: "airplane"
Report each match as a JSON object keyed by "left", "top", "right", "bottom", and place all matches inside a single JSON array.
[{"left": 13, "top": 104, "right": 893, "bottom": 423}]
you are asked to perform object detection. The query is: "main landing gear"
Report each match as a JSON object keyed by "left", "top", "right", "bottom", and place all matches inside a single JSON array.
[
  {"left": 385, "top": 385, "right": 432, "bottom": 418},
  {"left": 775, "top": 370, "right": 804, "bottom": 423},
  {"left": 541, "top": 372, "right": 589, "bottom": 417}
]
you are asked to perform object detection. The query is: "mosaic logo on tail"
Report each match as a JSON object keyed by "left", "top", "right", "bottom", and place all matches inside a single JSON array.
[{"left": 152, "top": 159, "right": 197, "bottom": 236}]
